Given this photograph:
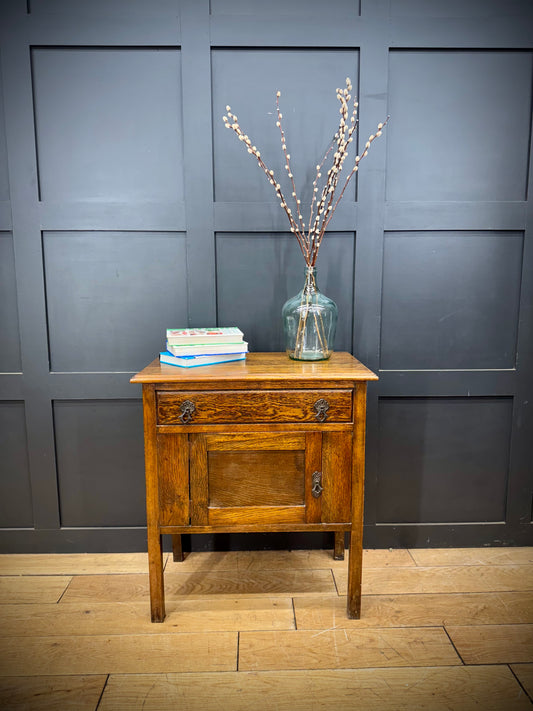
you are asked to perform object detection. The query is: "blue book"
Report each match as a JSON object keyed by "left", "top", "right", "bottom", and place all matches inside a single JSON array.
[{"left": 159, "top": 351, "right": 246, "bottom": 368}]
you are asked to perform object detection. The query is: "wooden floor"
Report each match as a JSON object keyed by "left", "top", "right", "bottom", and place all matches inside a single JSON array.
[{"left": 0, "top": 547, "right": 532, "bottom": 710}]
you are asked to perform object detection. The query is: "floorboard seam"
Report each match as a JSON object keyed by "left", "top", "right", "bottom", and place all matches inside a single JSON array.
[
  {"left": 442, "top": 625, "right": 466, "bottom": 666},
  {"left": 94, "top": 673, "right": 110, "bottom": 711}
]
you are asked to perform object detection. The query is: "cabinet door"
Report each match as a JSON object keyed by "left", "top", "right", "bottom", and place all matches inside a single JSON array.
[{"left": 189, "top": 432, "right": 322, "bottom": 526}]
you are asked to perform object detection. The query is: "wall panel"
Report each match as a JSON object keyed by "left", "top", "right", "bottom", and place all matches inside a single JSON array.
[
  {"left": 380, "top": 231, "right": 523, "bottom": 370},
  {"left": 376, "top": 397, "right": 512, "bottom": 524},
  {"left": 211, "top": 0, "right": 360, "bottom": 15},
  {"left": 0, "top": 232, "right": 22, "bottom": 373},
  {"left": 0, "top": 401, "right": 33, "bottom": 528},
  {"left": 54, "top": 399, "right": 145, "bottom": 527},
  {"left": 0, "top": 57, "right": 9, "bottom": 204},
  {"left": 29, "top": 0, "right": 181, "bottom": 14},
  {"left": 386, "top": 50, "right": 532, "bottom": 202},
  {"left": 31, "top": 47, "right": 184, "bottom": 202},
  {"left": 43, "top": 231, "right": 188, "bottom": 372},
  {"left": 212, "top": 48, "right": 359, "bottom": 203}
]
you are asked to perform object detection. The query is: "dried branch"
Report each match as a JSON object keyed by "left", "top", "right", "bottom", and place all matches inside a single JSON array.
[{"left": 222, "top": 78, "right": 388, "bottom": 267}]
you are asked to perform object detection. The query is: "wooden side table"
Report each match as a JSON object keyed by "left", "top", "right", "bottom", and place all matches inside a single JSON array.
[{"left": 131, "top": 352, "right": 377, "bottom": 622}]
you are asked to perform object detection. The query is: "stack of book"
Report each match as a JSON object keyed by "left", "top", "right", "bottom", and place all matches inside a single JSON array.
[{"left": 159, "top": 327, "right": 248, "bottom": 368}]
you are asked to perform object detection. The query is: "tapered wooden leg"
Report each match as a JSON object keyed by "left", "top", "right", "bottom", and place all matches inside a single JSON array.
[
  {"left": 171, "top": 534, "right": 184, "bottom": 562},
  {"left": 147, "top": 528, "right": 165, "bottom": 622},
  {"left": 334, "top": 532, "right": 345, "bottom": 560},
  {"left": 346, "top": 529, "right": 362, "bottom": 619}
]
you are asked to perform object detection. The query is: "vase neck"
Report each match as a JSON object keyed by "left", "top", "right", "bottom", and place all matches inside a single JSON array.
[{"left": 303, "top": 266, "right": 318, "bottom": 293}]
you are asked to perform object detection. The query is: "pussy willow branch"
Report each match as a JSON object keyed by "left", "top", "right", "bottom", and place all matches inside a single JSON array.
[
  {"left": 223, "top": 78, "right": 388, "bottom": 267},
  {"left": 275, "top": 91, "right": 306, "bottom": 252}
]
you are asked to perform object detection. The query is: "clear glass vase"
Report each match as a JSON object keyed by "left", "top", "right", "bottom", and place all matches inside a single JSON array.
[{"left": 282, "top": 267, "right": 338, "bottom": 361}]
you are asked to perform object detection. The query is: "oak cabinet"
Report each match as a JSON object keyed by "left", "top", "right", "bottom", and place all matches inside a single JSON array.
[{"left": 131, "top": 352, "right": 377, "bottom": 623}]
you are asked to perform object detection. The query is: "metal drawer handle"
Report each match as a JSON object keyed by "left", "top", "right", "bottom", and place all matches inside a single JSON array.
[
  {"left": 314, "top": 398, "right": 330, "bottom": 422},
  {"left": 179, "top": 400, "right": 195, "bottom": 424},
  {"left": 312, "top": 471, "right": 323, "bottom": 498}
]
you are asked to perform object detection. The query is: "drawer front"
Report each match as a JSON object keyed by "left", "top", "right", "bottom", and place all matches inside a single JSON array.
[{"left": 157, "top": 389, "right": 352, "bottom": 425}]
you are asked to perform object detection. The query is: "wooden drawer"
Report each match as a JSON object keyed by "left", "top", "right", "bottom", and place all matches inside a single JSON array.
[{"left": 156, "top": 389, "right": 352, "bottom": 425}]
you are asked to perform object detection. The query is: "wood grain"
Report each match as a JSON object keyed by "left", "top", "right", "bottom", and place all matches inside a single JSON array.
[
  {"left": 347, "top": 382, "right": 368, "bottom": 618},
  {"left": 410, "top": 547, "right": 533, "bottom": 567},
  {"left": 157, "top": 389, "right": 353, "bottom": 424},
  {"left": 447, "top": 624, "right": 533, "bottom": 664},
  {"left": 238, "top": 627, "right": 461, "bottom": 671},
  {"left": 335, "top": 564, "right": 533, "bottom": 595},
  {"left": 60, "top": 569, "right": 336, "bottom": 603},
  {"left": 208, "top": 505, "right": 307, "bottom": 525},
  {"left": 294, "top": 591, "right": 533, "bottom": 629},
  {"left": 143, "top": 384, "right": 165, "bottom": 622},
  {"left": 205, "top": 432, "right": 306, "bottom": 451},
  {"left": 0, "top": 576, "right": 72, "bottom": 604},
  {"left": 0, "top": 632, "right": 237, "bottom": 675},
  {"left": 304, "top": 432, "right": 322, "bottom": 523},
  {"left": 157, "top": 432, "right": 189, "bottom": 526},
  {"left": 189, "top": 434, "right": 208, "bottom": 525},
  {"left": 321, "top": 431, "right": 352, "bottom": 523},
  {"left": 0, "top": 675, "right": 107, "bottom": 711},
  {"left": 98, "top": 667, "right": 532, "bottom": 711},
  {"left": 0, "top": 553, "right": 155, "bottom": 576},
  {"left": 0, "top": 598, "right": 295, "bottom": 636},
  {"left": 207, "top": 449, "right": 305, "bottom": 507},
  {"left": 131, "top": 352, "right": 378, "bottom": 384}
]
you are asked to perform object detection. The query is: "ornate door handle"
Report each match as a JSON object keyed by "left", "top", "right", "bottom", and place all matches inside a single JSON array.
[
  {"left": 179, "top": 400, "right": 195, "bottom": 424},
  {"left": 311, "top": 471, "right": 323, "bottom": 498},
  {"left": 314, "top": 398, "right": 330, "bottom": 422}
]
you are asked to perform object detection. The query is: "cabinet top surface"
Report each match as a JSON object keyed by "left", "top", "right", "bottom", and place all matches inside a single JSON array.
[{"left": 130, "top": 352, "right": 377, "bottom": 384}]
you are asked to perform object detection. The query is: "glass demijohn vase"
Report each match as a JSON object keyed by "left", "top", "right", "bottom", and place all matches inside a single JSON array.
[{"left": 282, "top": 266, "right": 338, "bottom": 361}]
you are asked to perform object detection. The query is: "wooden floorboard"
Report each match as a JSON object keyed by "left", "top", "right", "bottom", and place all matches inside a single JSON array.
[
  {"left": 0, "top": 632, "right": 238, "bottom": 675},
  {"left": 410, "top": 547, "right": 533, "bottom": 567},
  {"left": 0, "top": 552, "right": 160, "bottom": 575},
  {"left": 0, "top": 576, "right": 72, "bottom": 604},
  {"left": 238, "top": 627, "right": 462, "bottom": 671},
  {"left": 447, "top": 624, "right": 533, "bottom": 664},
  {"left": 0, "top": 598, "right": 295, "bottom": 636},
  {"left": 61, "top": 568, "right": 336, "bottom": 603},
  {"left": 98, "top": 667, "right": 532, "bottom": 711},
  {"left": 294, "top": 591, "right": 533, "bottom": 629},
  {"left": 0, "top": 675, "right": 107, "bottom": 711},
  {"left": 0, "top": 547, "right": 531, "bottom": 710},
  {"left": 335, "top": 564, "right": 533, "bottom": 595},
  {"left": 163, "top": 547, "right": 415, "bottom": 571}
]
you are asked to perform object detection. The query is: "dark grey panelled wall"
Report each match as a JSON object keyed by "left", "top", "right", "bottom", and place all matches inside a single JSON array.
[{"left": 0, "top": 0, "right": 532, "bottom": 552}]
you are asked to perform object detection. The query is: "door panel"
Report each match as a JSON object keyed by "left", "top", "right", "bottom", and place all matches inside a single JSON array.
[
  {"left": 190, "top": 432, "right": 317, "bottom": 526},
  {"left": 157, "top": 432, "right": 189, "bottom": 526},
  {"left": 321, "top": 432, "right": 352, "bottom": 523},
  {"left": 208, "top": 450, "right": 305, "bottom": 507}
]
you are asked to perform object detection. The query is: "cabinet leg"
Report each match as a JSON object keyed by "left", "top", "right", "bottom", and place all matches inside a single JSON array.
[
  {"left": 346, "top": 530, "right": 362, "bottom": 619},
  {"left": 147, "top": 529, "right": 165, "bottom": 623},
  {"left": 333, "top": 532, "right": 345, "bottom": 560},
  {"left": 171, "top": 534, "right": 184, "bottom": 562}
]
